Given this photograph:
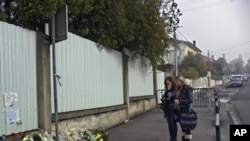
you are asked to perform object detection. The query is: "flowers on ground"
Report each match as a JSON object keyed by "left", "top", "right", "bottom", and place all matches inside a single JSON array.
[{"left": 3, "top": 127, "right": 108, "bottom": 141}]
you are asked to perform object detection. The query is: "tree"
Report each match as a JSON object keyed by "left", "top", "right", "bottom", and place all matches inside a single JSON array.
[
  {"left": 0, "top": 0, "right": 63, "bottom": 30},
  {"left": 243, "top": 58, "right": 250, "bottom": 74},
  {"left": 214, "top": 57, "right": 227, "bottom": 75},
  {"left": 206, "top": 59, "right": 218, "bottom": 75},
  {"left": 179, "top": 54, "right": 207, "bottom": 79},
  {"left": 229, "top": 55, "right": 244, "bottom": 74},
  {"left": 0, "top": 0, "right": 182, "bottom": 67},
  {"left": 123, "top": 0, "right": 170, "bottom": 67},
  {"left": 180, "top": 67, "right": 199, "bottom": 79},
  {"left": 161, "top": 0, "right": 182, "bottom": 34}
]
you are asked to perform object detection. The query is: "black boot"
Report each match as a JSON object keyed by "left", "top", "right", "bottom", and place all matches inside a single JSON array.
[
  {"left": 170, "top": 137, "right": 177, "bottom": 141},
  {"left": 182, "top": 136, "right": 185, "bottom": 141}
]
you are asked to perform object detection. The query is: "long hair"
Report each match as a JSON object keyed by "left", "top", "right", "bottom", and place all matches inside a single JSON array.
[
  {"left": 175, "top": 75, "right": 186, "bottom": 98},
  {"left": 164, "top": 76, "right": 176, "bottom": 91}
]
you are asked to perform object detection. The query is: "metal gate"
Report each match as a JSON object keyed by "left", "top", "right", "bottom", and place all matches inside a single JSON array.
[{"left": 156, "top": 88, "right": 215, "bottom": 110}]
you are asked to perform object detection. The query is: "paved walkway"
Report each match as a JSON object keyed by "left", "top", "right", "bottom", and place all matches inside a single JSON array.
[{"left": 108, "top": 102, "right": 230, "bottom": 141}]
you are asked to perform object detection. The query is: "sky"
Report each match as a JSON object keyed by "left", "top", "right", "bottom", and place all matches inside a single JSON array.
[{"left": 174, "top": 0, "right": 250, "bottom": 65}]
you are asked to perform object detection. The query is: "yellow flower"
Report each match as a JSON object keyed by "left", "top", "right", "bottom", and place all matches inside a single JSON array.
[
  {"left": 22, "top": 136, "right": 30, "bottom": 141},
  {"left": 65, "top": 131, "right": 72, "bottom": 136},
  {"left": 95, "top": 133, "right": 101, "bottom": 139}
]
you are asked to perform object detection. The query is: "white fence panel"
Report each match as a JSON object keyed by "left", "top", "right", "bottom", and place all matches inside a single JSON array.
[
  {"left": 0, "top": 21, "right": 38, "bottom": 135},
  {"left": 128, "top": 58, "right": 154, "bottom": 97},
  {"left": 51, "top": 33, "right": 124, "bottom": 113},
  {"left": 157, "top": 70, "right": 165, "bottom": 90}
]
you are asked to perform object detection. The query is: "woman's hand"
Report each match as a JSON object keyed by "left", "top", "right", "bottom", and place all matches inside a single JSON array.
[
  {"left": 167, "top": 84, "right": 172, "bottom": 90},
  {"left": 174, "top": 99, "right": 180, "bottom": 105}
]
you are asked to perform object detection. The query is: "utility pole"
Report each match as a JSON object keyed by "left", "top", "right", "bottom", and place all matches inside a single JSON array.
[
  {"left": 174, "top": 27, "right": 178, "bottom": 76},
  {"left": 223, "top": 54, "right": 226, "bottom": 73},
  {"left": 207, "top": 50, "right": 210, "bottom": 70},
  {"left": 207, "top": 50, "right": 211, "bottom": 88},
  {"left": 222, "top": 54, "right": 226, "bottom": 83}
]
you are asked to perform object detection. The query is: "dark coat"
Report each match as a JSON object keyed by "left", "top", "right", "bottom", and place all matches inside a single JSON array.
[
  {"left": 162, "top": 90, "right": 176, "bottom": 117},
  {"left": 177, "top": 84, "right": 193, "bottom": 113}
]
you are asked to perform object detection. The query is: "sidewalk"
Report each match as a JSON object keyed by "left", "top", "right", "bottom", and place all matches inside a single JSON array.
[{"left": 108, "top": 104, "right": 230, "bottom": 141}]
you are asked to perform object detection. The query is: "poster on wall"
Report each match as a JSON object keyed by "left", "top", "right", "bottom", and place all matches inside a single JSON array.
[
  {"left": 5, "top": 109, "right": 19, "bottom": 124},
  {"left": 3, "top": 92, "right": 18, "bottom": 107}
]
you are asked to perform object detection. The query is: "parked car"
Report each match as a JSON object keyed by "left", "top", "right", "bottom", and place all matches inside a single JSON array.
[
  {"left": 228, "top": 74, "right": 243, "bottom": 87},
  {"left": 243, "top": 75, "right": 248, "bottom": 81}
]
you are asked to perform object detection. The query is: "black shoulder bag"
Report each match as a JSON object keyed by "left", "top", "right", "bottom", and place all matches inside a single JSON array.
[{"left": 179, "top": 108, "right": 197, "bottom": 130}]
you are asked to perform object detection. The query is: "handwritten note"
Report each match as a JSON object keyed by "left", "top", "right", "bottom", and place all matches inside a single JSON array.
[{"left": 5, "top": 109, "right": 19, "bottom": 124}]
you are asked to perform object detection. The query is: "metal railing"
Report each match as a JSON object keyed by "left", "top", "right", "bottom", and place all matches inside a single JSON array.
[
  {"left": 156, "top": 88, "right": 216, "bottom": 110},
  {"left": 156, "top": 88, "right": 221, "bottom": 140}
]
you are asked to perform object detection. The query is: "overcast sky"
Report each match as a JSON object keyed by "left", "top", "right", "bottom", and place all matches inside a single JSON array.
[{"left": 174, "top": 0, "right": 250, "bottom": 64}]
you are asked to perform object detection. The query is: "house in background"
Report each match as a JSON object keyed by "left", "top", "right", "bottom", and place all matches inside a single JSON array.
[
  {"left": 156, "top": 47, "right": 175, "bottom": 78},
  {"left": 168, "top": 40, "right": 202, "bottom": 65},
  {"left": 157, "top": 40, "right": 202, "bottom": 77}
]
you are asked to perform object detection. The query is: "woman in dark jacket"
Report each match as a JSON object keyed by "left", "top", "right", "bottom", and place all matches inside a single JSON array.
[
  {"left": 175, "top": 75, "right": 193, "bottom": 141},
  {"left": 162, "top": 76, "right": 178, "bottom": 141}
]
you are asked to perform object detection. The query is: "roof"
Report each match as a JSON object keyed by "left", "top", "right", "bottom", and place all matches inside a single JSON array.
[
  {"left": 202, "top": 54, "right": 212, "bottom": 62},
  {"left": 177, "top": 40, "right": 202, "bottom": 53},
  {"left": 169, "top": 39, "right": 202, "bottom": 53}
]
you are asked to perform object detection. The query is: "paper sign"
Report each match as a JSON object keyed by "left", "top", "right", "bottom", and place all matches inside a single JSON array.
[
  {"left": 5, "top": 109, "right": 19, "bottom": 124},
  {"left": 3, "top": 92, "right": 18, "bottom": 107}
]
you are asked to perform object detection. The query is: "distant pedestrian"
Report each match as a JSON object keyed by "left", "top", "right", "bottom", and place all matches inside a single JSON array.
[
  {"left": 175, "top": 75, "right": 193, "bottom": 141},
  {"left": 161, "top": 76, "right": 178, "bottom": 141}
]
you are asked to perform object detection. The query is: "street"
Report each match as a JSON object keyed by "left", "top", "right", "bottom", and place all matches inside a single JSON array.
[{"left": 229, "top": 80, "right": 250, "bottom": 124}]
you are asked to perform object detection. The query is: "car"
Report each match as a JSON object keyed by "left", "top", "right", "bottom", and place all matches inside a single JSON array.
[
  {"left": 228, "top": 74, "right": 243, "bottom": 87},
  {"left": 243, "top": 76, "right": 248, "bottom": 81}
]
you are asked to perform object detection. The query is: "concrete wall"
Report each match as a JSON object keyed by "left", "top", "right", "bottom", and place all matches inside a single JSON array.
[
  {"left": 50, "top": 96, "right": 156, "bottom": 132},
  {"left": 51, "top": 107, "right": 127, "bottom": 132},
  {"left": 129, "top": 96, "right": 156, "bottom": 118},
  {"left": 185, "top": 77, "right": 223, "bottom": 88}
]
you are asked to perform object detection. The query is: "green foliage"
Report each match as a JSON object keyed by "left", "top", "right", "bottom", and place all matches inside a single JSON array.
[
  {"left": 124, "top": 0, "right": 170, "bottom": 66},
  {"left": 92, "top": 127, "right": 109, "bottom": 141},
  {"left": 180, "top": 67, "right": 199, "bottom": 79},
  {"left": 215, "top": 57, "right": 227, "bottom": 75},
  {"left": 0, "top": 0, "right": 182, "bottom": 67},
  {"left": 211, "top": 74, "right": 223, "bottom": 81},
  {"left": 0, "top": 10, "right": 8, "bottom": 21},
  {"left": 179, "top": 54, "right": 207, "bottom": 78},
  {"left": 68, "top": 0, "right": 174, "bottom": 67},
  {"left": 206, "top": 60, "right": 218, "bottom": 75},
  {"left": 0, "top": 0, "right": 63, "bottom": 30}
]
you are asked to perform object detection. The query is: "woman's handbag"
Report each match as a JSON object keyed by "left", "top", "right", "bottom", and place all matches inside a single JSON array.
[{"left": 179, "top": 108, "right": 197, "bottom": 130}]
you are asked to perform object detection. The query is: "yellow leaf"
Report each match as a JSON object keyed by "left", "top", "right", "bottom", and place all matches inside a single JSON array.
[{"left": 65, "top": 132, "right": 71, "bottom": 136}]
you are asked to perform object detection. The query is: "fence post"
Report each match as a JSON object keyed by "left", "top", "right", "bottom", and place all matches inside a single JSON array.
[
  {"left": 156, "top": 90, "right": 159, "bottom": 109},
  {"left": 36, "top": 32, "right": 52, "bottom": 132},
  {"left": 122, "top": 53, "right": 129, "bottom": 121},
  {"left": 153, "top": 67, "right": 158, "bottom": 107},
  {"left": 208, "top": 89, "right": 211, "bottom": 110},
  {"left": 214, "top": 89, "right": 221, "bottom": 141}
]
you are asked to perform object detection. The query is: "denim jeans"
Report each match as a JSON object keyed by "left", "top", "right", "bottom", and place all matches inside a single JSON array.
[{"left": 166, "top": 113, "right": 178, "bottom": 141}]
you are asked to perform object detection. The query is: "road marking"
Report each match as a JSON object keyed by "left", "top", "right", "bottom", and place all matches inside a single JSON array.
[{"left": 219, "top": 88, "right": 239, "bottom": 103}]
